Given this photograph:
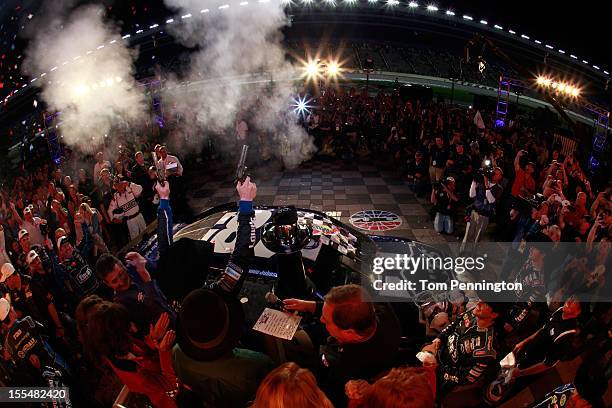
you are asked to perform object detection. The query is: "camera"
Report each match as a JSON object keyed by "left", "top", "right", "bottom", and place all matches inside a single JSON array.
[
  {"left": 474, "top": 158, "right": 494, "bottom": 183},
  {"left": 39, "top": 220, "right": 48, "bottom": 237}
]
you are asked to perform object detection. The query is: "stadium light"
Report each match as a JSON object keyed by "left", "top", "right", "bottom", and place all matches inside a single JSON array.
[
  {"left": 408, "top": 2, "right": 418, "bottom": 8},
  {"left": 494, "top": 24, "right": 503, "bottom": 29},
  {"left": 558, "top": 49, "right": 565, "bottom": 54},
  {"left": 292, "top": 95, "right": 313, "bottom": 117},
  {"left": 446, "top": 10, "right": 455, "bottom": 15},
  {"left": 534, "top": 40, "right": 541, "bottom": 44},
  {"left": 427, "top": 5, "right": 438, "bottom": 11},
  {"left": 73, "top": 84, "right": 89, "bottom": 98},
  {"left": 345, "top": 0, "right": 357, "bottom": 4},
  {"left": 593, "top": 65, "right": 600, "bottom": 70},
  {"left": 387, "top": 0, "right": 400, "bottom": 6},
  {"left": 521, "top": 34, "right": 530, "bottom": 39},
  {"left": 508, "top": 29, "right": 516, "bottom": 34},
  {"left": 304, "top": 60, "right": 320, "bottom": 80},
  {"left": 480, "top": 20, "right": 488, "bottom": 25},
  {"left": 535, "top": 75, "right": 581, "bottom": 98},
  {"left": 545, "top": 44, "right": 554, "bottom": 49},
  {"left": 463, "top": 15, "right": 473, "bottom": 20},
  {"left": 368, "top": 0, "right": 378, "bottom": 2},
  {"left": 327, "top": 61, "right": 340, "bottom": 77},
  {"left": 570, "top": 54, "right": 577, "bottom": 59}
]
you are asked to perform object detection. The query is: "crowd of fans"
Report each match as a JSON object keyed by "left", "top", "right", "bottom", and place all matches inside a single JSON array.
[{"left": 0, "top": 85, "right": 609, "bottom": 408}]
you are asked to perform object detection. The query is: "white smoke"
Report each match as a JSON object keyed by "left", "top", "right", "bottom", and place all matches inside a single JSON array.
[
  {"left": 162, "top": 0, "right": 315, "bottom": 168},
  {"left": 22, "top": 4, "right": 147, "bottom": 153}
]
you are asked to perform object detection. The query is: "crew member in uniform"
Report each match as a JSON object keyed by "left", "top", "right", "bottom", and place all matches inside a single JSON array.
[{"left": 107, "top": 176, "right": 146, "bottom": 241}]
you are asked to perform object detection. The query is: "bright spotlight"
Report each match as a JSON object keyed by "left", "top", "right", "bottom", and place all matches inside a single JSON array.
[
  {"left": 557, "top": 83, "right": 566, "bottom": 92},
  {"left": 304, "top": 60, "right": 319, "bottom": 79},
  {"left": 387, "top": 0, "right": 399, "bottom": 5},
  {"left": 408, "top": 1, "right": 418, "bottom": 7},
  {"left": 345, "top": 0, "right": 357, "bottom": 4},
  {"left": 292, "top": 95, "right": 313, "bottom": 116},
  {"left": 115, "top": 76, "right": 122, "bottom": 83},
  {"left": 571, "top": 88, "right": 579, "bottom": 97},
  {"left": 73, "top": 84, "right": 89, "bottom": 98},
  {"left": 536, "top": 76, "right": 546, "bottom": 85},
  {"left": 323, "top": 0, "right": 336, "bottom": 5},
  {"left": 327, "top": 61, "right": 340, "bottom": 77},
  {"left": 106, "top": 78, "right": 114, "bottom": 86},
  {"left": 426, "top": 5, "right": 438, "bottom": 11}
]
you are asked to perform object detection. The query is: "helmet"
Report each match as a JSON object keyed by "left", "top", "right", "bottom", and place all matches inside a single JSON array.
[{"left": 261, "top": 207, "right": 313, "bottom": 254}]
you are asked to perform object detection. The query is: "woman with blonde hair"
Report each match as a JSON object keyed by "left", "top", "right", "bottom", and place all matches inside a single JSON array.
[
  {"left": 78, "top": 202, "right": 109, "bottom": 256},
  {"left": 251, "top": 362, "right": 334, "bottom": 408}
]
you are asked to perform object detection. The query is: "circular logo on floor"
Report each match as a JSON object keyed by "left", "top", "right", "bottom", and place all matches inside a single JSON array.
[{"left": 349, "top": 210, "right": 402, "bottom": 231}]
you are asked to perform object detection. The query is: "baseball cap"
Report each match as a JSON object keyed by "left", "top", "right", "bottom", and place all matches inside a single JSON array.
[
  {"left": 26, "top": 250, "right": 39, "bottom": 265},
  {"left": 18, "top": 229, "right": 29, "bottom": 240},
  {"left": 23, "top": 207, "right": 31, "bottom": 214},
  {"left": 0, "top": 298, "right": 10, "bottom": 321},
  {"left": 0, "top": 263, "right": 15, "bottom": 283},
  {"left": 57, "top": 236, "right": 69, "bottom": 249}
]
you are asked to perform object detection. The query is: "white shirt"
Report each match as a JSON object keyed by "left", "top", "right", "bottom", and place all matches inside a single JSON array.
[
  {"left": 22, "top": 217, "right": 44, "bottom": 246},
  {"left": 108, "top": 183, "right": 143, "bottom": 220},
  {"left": 158, "top": 155, "right": 183, "bottom": 177},
  {"left": 0, "top": 229, "right": 10, "bottom": 267}
]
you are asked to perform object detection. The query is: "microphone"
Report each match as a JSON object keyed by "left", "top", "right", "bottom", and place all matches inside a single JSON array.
[{"left": 265, "top": 292, "right": 286, "bottom": 311}]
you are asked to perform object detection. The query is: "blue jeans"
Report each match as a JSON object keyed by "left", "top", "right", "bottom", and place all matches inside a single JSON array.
[{"left": 434, "top": 213, "right": 454, "bottom": 234}]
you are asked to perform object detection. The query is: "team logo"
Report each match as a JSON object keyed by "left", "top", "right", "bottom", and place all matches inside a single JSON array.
[
  {"left": 312, "top": 224, "right": 339, "bottom": 236},
  {"left": 349, "top": 210, "right": 402, "bottom": 231}
]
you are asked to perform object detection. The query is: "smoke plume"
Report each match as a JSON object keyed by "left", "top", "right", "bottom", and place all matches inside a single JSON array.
[
  {"left": 162, "top": 0, "right": 315, "bottom": 168},
  {"left": 23, "top": 4, "right": 147, "bottom": 152}
]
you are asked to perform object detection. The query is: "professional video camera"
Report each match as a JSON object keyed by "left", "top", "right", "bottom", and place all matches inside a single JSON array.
[
  {"left": 512, "top": 193, "right": 547, "bottom": 215},
  {"left": 474, "top": 157, "right": 495, "bottom": 183}
]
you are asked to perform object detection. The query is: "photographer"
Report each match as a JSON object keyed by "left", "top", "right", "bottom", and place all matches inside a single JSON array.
[
  {"left": 428, "top": 136, "right": 448, "bottom": 184},
  {"left": 405, "top": 151, "right": 429, "bottom": 197},
  {"left": 430, "top": 177, "right": 459, "bottom": 235},
  {"left": 460, "top": 166, "right": 503, "bottom": 253}
]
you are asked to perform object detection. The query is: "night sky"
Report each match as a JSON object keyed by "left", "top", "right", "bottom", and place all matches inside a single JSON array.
[{"left": 0, "top": 0, "right": 609, "bottom": 100}]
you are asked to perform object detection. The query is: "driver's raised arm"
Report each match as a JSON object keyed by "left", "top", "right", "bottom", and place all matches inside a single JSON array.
[
  {"left": 155, "top": 181, "right": 173, "bottom": 256},
  {"left": 207, "top": 177, "right": 257, "bottom": 296}
]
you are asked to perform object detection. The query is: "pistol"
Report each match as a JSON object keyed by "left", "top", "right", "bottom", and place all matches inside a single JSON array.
[
  {"left": 152, "top": 151, "right": 166, "bottom": 187},
  {"left": 235, "top": 145, "right": 249, "bottom": 184}
]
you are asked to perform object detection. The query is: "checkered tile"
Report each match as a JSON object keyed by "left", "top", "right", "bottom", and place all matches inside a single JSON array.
[{"left": 187, "top": 157, "right": 461, "bottom": 245}]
